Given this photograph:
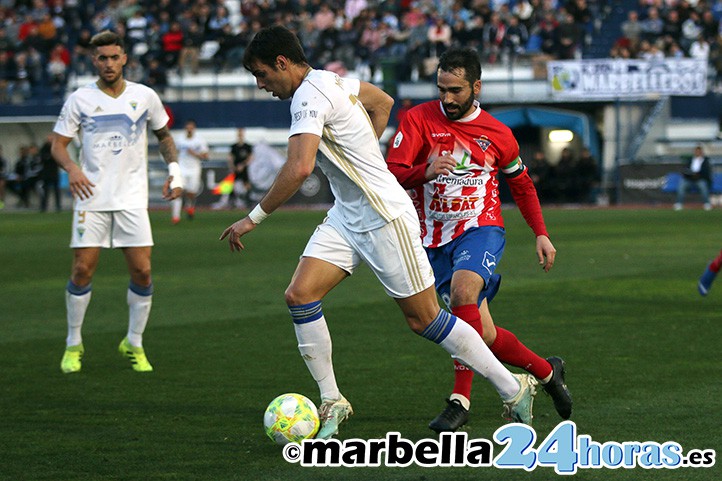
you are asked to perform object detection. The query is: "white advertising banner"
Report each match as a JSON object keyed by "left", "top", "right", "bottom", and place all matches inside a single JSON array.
[{"left": 548, "top": 59, "right": 708, "bottom": 99}]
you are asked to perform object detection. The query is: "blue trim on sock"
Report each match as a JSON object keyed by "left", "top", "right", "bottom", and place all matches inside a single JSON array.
[
  {"left": 289, "top": 301, "right": 323, "bottom": 324},
  {"left": 420, "top": 309, "right": 456, "bottom": 344},
  {"left": 66, "top": 280, "right": 92, "bottom": 296},
  {"left": 129, "top": 281, "right": 154, "bottom": 296}
]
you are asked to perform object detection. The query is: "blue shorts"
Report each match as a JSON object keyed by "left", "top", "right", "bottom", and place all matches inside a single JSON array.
[{"left": 426, "top": 226, "right": 505, "bottom": 308}]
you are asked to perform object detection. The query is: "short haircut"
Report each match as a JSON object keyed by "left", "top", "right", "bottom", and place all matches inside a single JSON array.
[
  {"left": 243, "top": 25, "right": 307, "bottom": 71},
  {"left": 438, "top": 47, "right": 482, "bottom": 87},
  {"left": 90, "top": 30, "right": 125, "bottom": 52}
]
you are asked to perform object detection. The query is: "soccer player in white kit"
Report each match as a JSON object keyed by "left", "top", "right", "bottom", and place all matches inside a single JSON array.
[
  {"left": 51, "top": 31, "right": 183, "bottom": 373},
  {"left": 171, "top": 119, "right": 209, "bottom": 223},
  {"left": 220, "top": 26, "right": 537, "bottom": 439}
]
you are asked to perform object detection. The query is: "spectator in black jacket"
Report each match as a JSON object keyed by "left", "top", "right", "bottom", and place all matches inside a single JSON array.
[{"left": 675, "top": 145, "right": 713, "bottom": 211}]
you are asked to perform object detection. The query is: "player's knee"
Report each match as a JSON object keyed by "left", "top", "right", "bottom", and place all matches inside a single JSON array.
[
  {"left": 71, "top": 264, "right": 94, "bottom": 286},
  {"left": 284, "top": 284, "right": 314, "bottom": 306},
  {"left": 129, "top": 266, "right": 152, "bottom": 286},
  {"left": 449, "top": 283, "right": 480, "bottom": 306},
  {"left": 405, "top": 315, "right": 428, "bottom": 335}
]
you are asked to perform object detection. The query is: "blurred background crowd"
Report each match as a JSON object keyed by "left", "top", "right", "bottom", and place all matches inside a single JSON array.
[{"left": 3, "top": 0, "right": 722, "bottom": 104}]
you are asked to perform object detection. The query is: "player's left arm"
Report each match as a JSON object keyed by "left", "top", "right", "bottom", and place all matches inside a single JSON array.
[
  {"left": 503, "top": 156, "right": 556, "bottom": 272},
  {"left": 153, "top": 125, "right": 182, "bottom": 200},
  {"left": 220, "top": 133, "right": 320, "bottom": 252},
  {"left": 357, "top": 81, "right": 393, "bottom": 138}
]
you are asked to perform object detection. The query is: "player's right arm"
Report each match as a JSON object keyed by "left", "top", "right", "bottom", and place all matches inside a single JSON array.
[
  {"left": 154, "top": 125, "right": 183, "bottom": 200},
  {"left": 51, "top": 133, "right": 95, "bottom": 200},
  {"left": 386, "top": 107, "right": 441, "bottom": 189}
]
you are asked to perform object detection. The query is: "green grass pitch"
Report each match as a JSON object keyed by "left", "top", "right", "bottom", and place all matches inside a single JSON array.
[{"left": 1, "top": 207, "right": 720, "bottom": 480}]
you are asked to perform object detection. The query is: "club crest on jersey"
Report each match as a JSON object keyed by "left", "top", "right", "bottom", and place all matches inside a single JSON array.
[
  {"left": 130, "top": 101, "right": 138, "bottom": 111},
  {"left": 474, "top": 135, "right": 492, "bottom": 151}
]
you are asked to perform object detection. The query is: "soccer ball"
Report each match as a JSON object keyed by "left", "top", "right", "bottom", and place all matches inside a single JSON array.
[{"left": 263, "top": 393, "right": 320, "bottom": 445}]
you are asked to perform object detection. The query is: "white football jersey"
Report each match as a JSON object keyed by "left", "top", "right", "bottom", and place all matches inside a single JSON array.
[
  {"left": 53, "top": 81, "right": 169, "bottom": 211},
  {"left": 289, "top": 69, "right": 412, "bottom": 232},
  {"left": 174, "top": 131, "right": 209, "bottom": 176}
]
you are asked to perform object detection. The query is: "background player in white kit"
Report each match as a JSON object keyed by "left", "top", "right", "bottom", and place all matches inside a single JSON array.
[
  {"left": 171, "top": 119, "right": 209, "bottom": 223},
  {"left": 220, "top": 26, "right": 538, "bottom": 439},
  {"left": 51, "top": 31, "right": 183, "bottom": 373}
]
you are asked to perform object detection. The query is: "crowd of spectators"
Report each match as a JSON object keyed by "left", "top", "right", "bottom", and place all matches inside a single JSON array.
[
  {"left": 3, "top": 0, "right": 722, "bottom": 104},
  {"left": 612, "top": 0, "right": 722, "bottom": 89},
  {"left": 0, "top": 0, "right": 601, "bottom": 103}
]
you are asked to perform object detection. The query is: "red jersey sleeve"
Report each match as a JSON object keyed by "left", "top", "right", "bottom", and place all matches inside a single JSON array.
[
  {"left": 386, "top": 107, "right": 429, "bottom": 189},
  {"left": 506, "top": 167, "right": 549, "bottom": 238}
]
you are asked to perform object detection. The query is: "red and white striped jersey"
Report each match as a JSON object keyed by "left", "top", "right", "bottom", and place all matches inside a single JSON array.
[{"left": 387, "top": 100, "right": 546, "bottom": 248}]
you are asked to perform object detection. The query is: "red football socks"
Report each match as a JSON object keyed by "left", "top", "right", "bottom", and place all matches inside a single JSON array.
[{"left": 490, "top": 327, "right": 552, "bottom": 380}]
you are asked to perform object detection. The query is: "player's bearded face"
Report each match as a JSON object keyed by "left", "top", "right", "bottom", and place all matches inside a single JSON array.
[
  {"left": 93, "top": 45, "right": 126, "bottom": 85},
  {"left": 438, "top": 69, "right": 478, "bottom": 121}
]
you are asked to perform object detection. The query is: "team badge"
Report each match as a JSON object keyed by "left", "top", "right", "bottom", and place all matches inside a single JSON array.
[
  {"left": 130, "top": 101, "right": 138, "bottom": 111},
  {"left": 474, "top": 135, "right": 492, "bottom": 151}
]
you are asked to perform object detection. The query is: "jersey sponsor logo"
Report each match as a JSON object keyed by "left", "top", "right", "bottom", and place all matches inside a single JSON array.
[
  {"left": 109, "top": 134, "right": 124, "bottom": 155},
  {"left": 428, "top": 193, "right": 480, "bottom": 217},
  {"left": 435, "top": 176, "right": 485, "bottom": 186},
  {"left": 474, "top": 135, "right": 492, "bottom": 151},
  {"left": 436, "top": 150, "right": 483, "bottom": 179},
  {"left": 428, "top": 210, "right": 477, "bottom": 221},
  {"left": 393, "top": 131, "right": 403, "bottom": 148},
  {"left": 84, "top": 112, "right": 148, "bottom": 154},
  {"left": 431, "top": 132, "right": 452, "bottom": 138},
  {"left": 292, "top": 109, "right": 319, "bottom": 123}
]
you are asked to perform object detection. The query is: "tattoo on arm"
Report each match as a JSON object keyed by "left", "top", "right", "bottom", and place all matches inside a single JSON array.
[{"left": 155, "top": 126, "right": 178, "bottom": 165}]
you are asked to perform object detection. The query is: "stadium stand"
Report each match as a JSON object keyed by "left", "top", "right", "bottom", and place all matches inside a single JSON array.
[{"left": 3, "top": 0, "right": 722, "bottom": 209}]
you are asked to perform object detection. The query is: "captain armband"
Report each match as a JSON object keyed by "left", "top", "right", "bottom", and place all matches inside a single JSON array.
[{"left": 501, "top": 157, "right": 526, "bottom": 178}]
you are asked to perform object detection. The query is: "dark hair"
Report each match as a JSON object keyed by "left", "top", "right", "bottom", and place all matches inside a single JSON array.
[
  {"left": 242, "top": 25, "right": 307, "bottom": 71},
  {"left": 438, "top": 47, "right": 481, "bottom": 87},
  {"left": 90, "top": 30, "right": 125, "bottom": 52}
]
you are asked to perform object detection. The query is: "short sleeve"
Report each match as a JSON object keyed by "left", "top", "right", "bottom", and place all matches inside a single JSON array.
[
  {"left": 147, "top": 89, "right": 170, "bottom": 131},
  {"left": 288, "top": 82, "right": 333, "bottom": 138},
  {"left": 386, "top": 109, "right": 425, "bottom": 167},
  {"left": 53, "top": 95, "right": 81, "bottom": 139}
]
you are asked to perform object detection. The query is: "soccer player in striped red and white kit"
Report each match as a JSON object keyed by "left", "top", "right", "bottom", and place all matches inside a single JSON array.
[{"left": 386, "top": 47, "right": 572, "bottom": 432}]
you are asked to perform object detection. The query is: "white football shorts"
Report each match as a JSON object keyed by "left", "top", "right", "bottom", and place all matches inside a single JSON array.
[
  {"left": 70, "top": 209, "right": 154, "bottom": 248},
  {"left": 302, "top": 209, "right": 435, "bottom": 298},
  {"left": 181, "top": 170, "right": 202, "bottom": 194}
]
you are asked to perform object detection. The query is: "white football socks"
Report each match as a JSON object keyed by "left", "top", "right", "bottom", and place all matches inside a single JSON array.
[
  {"left": 127, "top": 288, "right": 153, "bottom": 348},
  {"left": 294, "top": 315, "right": 341, "bottom": 402},
  {"left": 423, "top": 310, "right": 520, "bottom": 401},
  {"left": 171, "top": 197, "right": 182, "bottom": 220},
  {"left": 65, "top": 288, "right": 91, "bottom": 347}
]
